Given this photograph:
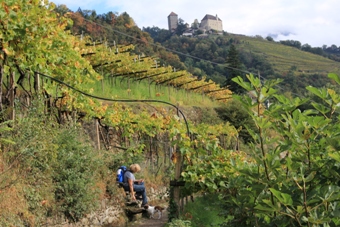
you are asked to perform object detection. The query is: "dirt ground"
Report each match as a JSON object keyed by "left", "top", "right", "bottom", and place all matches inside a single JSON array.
[{"left": 127, "top": 205, "right": 169, "bottom": 227}]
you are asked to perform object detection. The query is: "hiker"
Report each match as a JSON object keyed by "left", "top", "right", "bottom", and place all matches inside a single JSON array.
[{"left": 124, "top": 163, "right": 148, "bottom": 206}]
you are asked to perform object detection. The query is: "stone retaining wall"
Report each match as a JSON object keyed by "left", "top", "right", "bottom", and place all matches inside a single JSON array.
[{"left": 47, "top": 186, "right": 168, "bottom": 226}]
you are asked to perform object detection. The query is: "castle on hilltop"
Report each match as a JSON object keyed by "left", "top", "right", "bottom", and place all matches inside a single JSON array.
[{"left": 167, "top": 12, "right": 223, "bottom": 35}]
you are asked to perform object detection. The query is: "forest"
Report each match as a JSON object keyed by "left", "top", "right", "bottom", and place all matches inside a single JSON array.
[{"left": 1, "top": 1, "right": 340, "bottom": 226}]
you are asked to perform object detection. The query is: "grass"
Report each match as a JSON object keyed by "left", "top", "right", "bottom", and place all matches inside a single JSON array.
[{"left": 84, "top": 76, "right": 223, "bottom": 109}]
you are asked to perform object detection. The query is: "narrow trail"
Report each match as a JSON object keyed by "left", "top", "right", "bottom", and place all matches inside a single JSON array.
[
  {"left": 128, "top": 211, "right": 168, "bottom": 227},
  {"left": 127, "top": 205, "right": 169, "bottom": 227}
]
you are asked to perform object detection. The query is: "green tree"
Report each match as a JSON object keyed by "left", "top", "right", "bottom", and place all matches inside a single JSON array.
[
  {"left": 175, "top": 18, "right": 187, "bottom": 36},
  {"left": 224, "top": 44, "right": 244, "bottom": 94},
  {"left": 266, "top": 36, "right": 274, "bottom": 41},
  {"left": 143, "top": 26, "right": 171, "bottom": 43},
  {"left": 215, "top": 99, "right": 256, "bottom": 144},
  {"left": 54, "top": 4, "right": 71, "bottom": 16}
]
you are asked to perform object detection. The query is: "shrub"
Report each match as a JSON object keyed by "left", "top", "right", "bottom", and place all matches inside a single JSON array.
[
  {"left": 6, "top": 107, "right": 104, "bottom": 222},
  {"left": 223, "top": 73, "right": 340, "bottom": 226},
  {"left": 52, "top": 127, "right": 102, "bottom": 221}
]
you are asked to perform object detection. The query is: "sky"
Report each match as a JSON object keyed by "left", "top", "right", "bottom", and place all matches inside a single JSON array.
[{"left": 51, "top": 0, "right": 340, "bottom": 47}]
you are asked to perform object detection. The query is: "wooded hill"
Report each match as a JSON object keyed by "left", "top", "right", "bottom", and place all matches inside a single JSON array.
[
  {"left": 60, "top": 6, "right": 340, "bottom": 95},
  {"left": 145, "top": 30, "right": 340, "bottom": 95}
]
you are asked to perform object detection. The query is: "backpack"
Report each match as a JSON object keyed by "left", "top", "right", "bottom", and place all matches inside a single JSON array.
[{"left": 116, "top": 166, "right": 127, "bottom": 183}]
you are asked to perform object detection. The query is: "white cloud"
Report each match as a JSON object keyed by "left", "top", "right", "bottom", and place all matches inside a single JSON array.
[{"left": 51, "top": 0, "right": 340, "bottom": 47}]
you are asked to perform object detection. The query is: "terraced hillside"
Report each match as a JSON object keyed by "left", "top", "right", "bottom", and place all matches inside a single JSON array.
[{"left": 234, "top": 34, "right": 340, "bottom": 76}]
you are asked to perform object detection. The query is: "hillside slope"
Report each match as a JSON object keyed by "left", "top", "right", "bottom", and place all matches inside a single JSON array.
[
  {"left": 235, "top": 34, "right": 340, "bottom": 76},
  {"left": 62, "top": 8, "right": 340, "bottom": 94}
]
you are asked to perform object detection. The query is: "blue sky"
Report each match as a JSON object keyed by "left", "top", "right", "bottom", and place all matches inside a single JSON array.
[{"left": 51, "top": 0, "right": 340, "bottom": 47}]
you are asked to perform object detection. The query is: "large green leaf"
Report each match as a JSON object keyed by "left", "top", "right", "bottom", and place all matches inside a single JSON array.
[
  {"left": 328, "top": 153, "right": 340, "bottom": 162},
  {"left": 306, "top": 86, "right": 328, "bottom": 99},
  {"left": 328, "top": 73, "right": 340, "bottom": 85},
  {"left": 303, "top": 171, "right": 316, "bottom": 183},
  {"left": 311, "top": 103, "right": 330, "bottom": 115},
  {"left": 269, "top": 188, "right": 293, "bottom": 206},
  {"left": 232, "top": 76, "right": 253, "bottom": 91},
  {"left": 255, "top": 204, "right": 276, "bottom": 212}
]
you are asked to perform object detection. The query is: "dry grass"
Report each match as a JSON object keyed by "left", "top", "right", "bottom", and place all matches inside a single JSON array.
[
  {"left": 1, "top": 155, "right": 30, "bottom": 225},
  {"left": 0, "top": 183, "right": 33, "bottom": 226},
  {"left": 95, "top": 181, "right": 108, "bottom": 201}
]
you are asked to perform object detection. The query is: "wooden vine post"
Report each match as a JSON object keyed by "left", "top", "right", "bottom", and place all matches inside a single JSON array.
[
  {"left": 9, "top": 71, "right": 15, "bottom": 121},
  {"left": 174, "top": 134, "right": 182, "bottom": 210},
  {"left": 34, "top": 71, "right": 40, "bottom": 93},
  {"left": 0, "top": 63, "right": 3, "bottom": 114},
  {"left": 96, "top": 118, "right": 101, "bottom": 150},
  {"left": 148, "top": 75, "right": 151, "bottom": 98},
  {"left": 169, "top": 133, "right": 184, "bottom": 219}
]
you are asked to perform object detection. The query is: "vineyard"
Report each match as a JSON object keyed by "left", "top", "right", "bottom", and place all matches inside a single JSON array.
[
  {"left": 236, "top": 34, "right": 340, "bottom": 75},
  {"left": 0, "top": 0, "right": 237, "bottom": 225},
  {"left": 1, "top": 1, "right": 340, "bottom": 227}
]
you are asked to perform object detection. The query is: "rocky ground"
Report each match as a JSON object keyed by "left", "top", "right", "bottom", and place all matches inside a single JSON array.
[
  {"left": 127, "top": 203, "right": 169, "bottom": 227},
  {"left": 45, "top": 186, "right": 169, "bottom": 226}
]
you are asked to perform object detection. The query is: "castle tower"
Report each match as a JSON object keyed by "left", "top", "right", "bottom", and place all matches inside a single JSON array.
[{"left": 168, "top": 12, "right": 178, "bottom": 32}]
